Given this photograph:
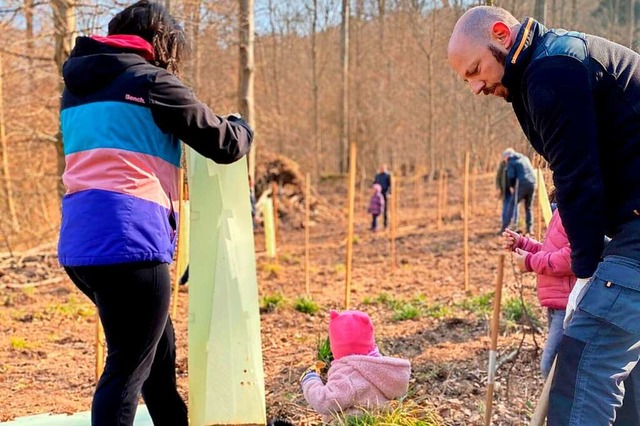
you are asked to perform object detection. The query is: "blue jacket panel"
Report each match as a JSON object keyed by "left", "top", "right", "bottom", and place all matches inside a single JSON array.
[{"left": 506, "top": 153, "right": 536, "bottom": 189}]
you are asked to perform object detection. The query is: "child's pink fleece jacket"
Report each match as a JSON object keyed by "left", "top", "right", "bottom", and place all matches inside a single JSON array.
[{"left": 301, "top": 355, "right": 411, "bottom": 421}]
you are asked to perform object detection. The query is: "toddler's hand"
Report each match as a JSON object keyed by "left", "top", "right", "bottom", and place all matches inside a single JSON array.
[
  {"left": 502, "top": 228, "right": 520, "bottom": 251},
  {"left": 513, "top": 248, "right": 529, "bottom": 272},
  {"left": 299, "top": 361, "right": 326, "bottom": 385}
]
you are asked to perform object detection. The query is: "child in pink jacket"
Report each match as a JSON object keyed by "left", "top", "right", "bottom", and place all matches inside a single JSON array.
[
  {"left": 503, "top": 205, "right": 576, "bottom": 378},
  {"left": 367, "top": 183, "right": 385, "bottom": 232},
  {"left": 300, "top": 310, "right": 411, "bottom": 421}
]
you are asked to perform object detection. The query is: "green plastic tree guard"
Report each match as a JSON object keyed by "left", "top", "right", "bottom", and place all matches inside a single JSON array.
[{"left": 187, "top": 148, "right": 266, "bottom": 426}]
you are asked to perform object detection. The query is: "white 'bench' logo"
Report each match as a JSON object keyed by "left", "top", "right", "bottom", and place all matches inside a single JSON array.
[{"left": 125, "top": 94, "right": 145, "bottom": 104}]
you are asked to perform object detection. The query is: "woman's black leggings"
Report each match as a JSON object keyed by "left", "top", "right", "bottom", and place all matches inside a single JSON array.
[{"left": 65, "top": 262, "right": 188, "bottom": 426}]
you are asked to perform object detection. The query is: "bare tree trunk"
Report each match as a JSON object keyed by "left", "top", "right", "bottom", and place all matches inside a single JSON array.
[
  {"left": 52, "top": 0, "right": 76, "bottom": 199},
  {"left": 239, "top": 0, "right": 256, "bottom": 181},
  {"left": 24, "top": 0, "right": 34, "bottom": 50},
  {"left": 376, "top": 0, "right": 386, "bottom": 167},
  {"left": 267, "top": 0, "right": 284, "bottom": 154},
  {"left": 353, "top": 0, "right": 364, "bottom": 166},
  {"left": 311, "top": 0, "right": 321, "bottom": 178},
  {"left": 0, "top": 54, "right": 19, "bottom": 231},
  {"left": 534, "top": 0, "right": 547, "bottom": 22},
  {"left": 340, "top": 0, "right": 349, "bottom": 173},
  {"left": 186, "top": 0, "right": 202, "bottom": 91},
  {"left": 629, "top": 0, "right": 635, "bottom": 49}
]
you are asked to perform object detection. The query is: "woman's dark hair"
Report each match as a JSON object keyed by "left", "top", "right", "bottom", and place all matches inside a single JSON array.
[
  {"left": 108, "top": 0, "right": 188, "bottom": 74},
  {"left": 549, "top": 187, "right": 557, "bottom": 203}
]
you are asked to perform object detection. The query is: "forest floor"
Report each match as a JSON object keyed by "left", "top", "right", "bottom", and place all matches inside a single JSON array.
[{"left": 0, "top": 174, "right": 548, "bottom": 425}]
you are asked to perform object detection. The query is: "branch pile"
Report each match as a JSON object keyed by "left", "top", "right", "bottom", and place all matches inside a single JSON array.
[{"left": 255, "top": 151, "right": 341, "bottom": 229}]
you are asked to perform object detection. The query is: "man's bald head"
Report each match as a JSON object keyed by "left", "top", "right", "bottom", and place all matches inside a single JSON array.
[
  {"left": 447, "top": 6, "right": 520, "bottom": 100},
  {"left": 449, "top": 6, "right": 520, "bottom": 49}
]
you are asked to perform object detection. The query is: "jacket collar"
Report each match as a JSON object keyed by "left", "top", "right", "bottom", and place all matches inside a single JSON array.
[{"left": 502, "top": 17, "right": 548, "bottom": 97}]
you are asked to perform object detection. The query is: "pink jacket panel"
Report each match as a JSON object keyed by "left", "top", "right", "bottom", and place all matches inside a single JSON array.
[
  {"left": 515, "top": 209, "right": 576, "bottom": 309},
  {"left": 301, "top": 355, "right": 411, "bottom": 421}
]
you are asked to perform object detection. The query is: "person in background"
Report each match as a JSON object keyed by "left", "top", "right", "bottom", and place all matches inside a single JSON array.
[
  {"left": 373, "top": 164, "right": 392, "bottom": 228},
  {"left": 495, "top": 152, "right": 509, "bottom": 233},
  {"left": 57, "top": 1, "right": 252, "bottom": 425},
  {"left": 367, "top": 183, "right": 385, "bottom": 232},
  {"left": 300, "top": 310, "right": 411, "bottom": 422},
  {"left": 249, "top": 174, "right": 258, "bottom": 230},
  {"left": 502, "top": 190, "right": 575, "bottom": 379},
  {"left": 502, "top": 148, "right": 536, "bottom": 235}
]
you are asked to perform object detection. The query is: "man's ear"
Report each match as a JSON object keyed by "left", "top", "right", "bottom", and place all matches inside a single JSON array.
[{"left": 491, "top": 22, "right": 512, "bottom": 47}]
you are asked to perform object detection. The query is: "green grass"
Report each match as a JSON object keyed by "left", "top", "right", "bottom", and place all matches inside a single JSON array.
[
  {"left": 316, "top": 336, "right": 333, "bottom": 372},
  {"left": 261, "top": 293, "right": 286, "bottom": 313},
  {"left": 457, "top": 292, "right": 494, "bottom": 315},
  {"left": 376, "top": 293, "right": 402, "bottom": 310},
  {"left": 392, "top": 304, "right": 422, "bottom": 321},
  {"left": 10, "top": 337, "right": 35, "bottom": 350},
  {"left": 43, "top": 297, "right": 94, "bottom": 319},
  {"left": 424, "top": 303, "right": 450, "bottom": 319},
  {"left": 294, "top": 297, "right": 320, "bottom": 315},
  {"left": 262, "top": 262, "right": 281, "bottom": 278},
  {"left": 503, "top": 297, "right": 540, "bottom": 328},
  {"left": 333, "top": 399, "right": 443, "bottom": 425}
]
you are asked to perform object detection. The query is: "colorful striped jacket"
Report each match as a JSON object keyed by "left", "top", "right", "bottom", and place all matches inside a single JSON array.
[{"left": 58, "top": 35, "right": 252, "bottom": 266}]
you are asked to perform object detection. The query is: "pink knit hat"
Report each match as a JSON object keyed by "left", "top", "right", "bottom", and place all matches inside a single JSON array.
[{"left": 328, "top": 310, "right": 376, "bottom": 360}]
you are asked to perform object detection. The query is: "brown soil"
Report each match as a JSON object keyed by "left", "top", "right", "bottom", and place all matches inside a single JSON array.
[{"left": 0, "top": 175, "right": 547, "bottom": 425}]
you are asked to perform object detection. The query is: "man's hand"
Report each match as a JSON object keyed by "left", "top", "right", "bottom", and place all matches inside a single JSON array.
[
  {"left": 563, "top": 277, "right": 592, "bottom": 329},
  {"left": 513, "top": 248, "right": 529, "bottom": 272},
  {"left": 502, "top": 228, "right": 521, "bottom": 251}
]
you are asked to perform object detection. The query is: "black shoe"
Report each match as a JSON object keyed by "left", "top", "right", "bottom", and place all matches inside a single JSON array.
[{"left": 267, "top": 419, "right": 294, "bottom": 426}]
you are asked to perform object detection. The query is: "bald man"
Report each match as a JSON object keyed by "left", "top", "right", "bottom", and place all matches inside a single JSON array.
[{"left": 449, "top": 6, "right": 640, "bottom": 426}]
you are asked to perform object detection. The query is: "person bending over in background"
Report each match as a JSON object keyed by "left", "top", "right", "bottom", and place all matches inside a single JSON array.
[
  {"left": 57, "top": 1, "right": 252, "bottom": 425},
  {"left": 501, "top": 148, "right": 536, "bottom": 235}
]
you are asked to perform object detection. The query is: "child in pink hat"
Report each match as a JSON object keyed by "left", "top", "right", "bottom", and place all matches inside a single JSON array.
[{"left": 300, "top": 310, "right": 411, "bottom": 421}]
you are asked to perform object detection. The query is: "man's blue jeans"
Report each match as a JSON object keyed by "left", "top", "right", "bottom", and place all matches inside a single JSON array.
[{"left": 548, "top": 255, "right": 640, "bottom": 425}]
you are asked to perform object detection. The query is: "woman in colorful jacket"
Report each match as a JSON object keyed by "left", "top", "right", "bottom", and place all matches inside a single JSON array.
[
  {"left": 502, "top": 200, "right": 576, "bottom": 378},
  {"left": 57, "top": 1, "right": 252, "bottom": 425}
]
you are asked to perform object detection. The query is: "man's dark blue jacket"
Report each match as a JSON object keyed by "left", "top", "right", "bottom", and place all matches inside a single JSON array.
[
  {"left": 373, "top": 172, "right": 391, "bottom": 195},
  {"left": 503, "top": 18, "right": 640, "bottom": 278}
]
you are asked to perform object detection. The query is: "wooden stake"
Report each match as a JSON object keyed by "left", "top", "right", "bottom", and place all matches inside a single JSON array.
[
  {"left": 414, "top": 168, "right": 420, "bottom": 210},
  {"left": 305, "top": 173, "right": 311, "bottom": 296},
  {"left": 436, "top": 170, "right": 443, "bottom": 230},
  {"left": 443, "top": 173, "right": 448, "bottom": 218},
  {"left": 484, "top": 253, "right": 505, "bottom": 426},
  {"left": 171, "top": 168, "right": 185, "bottom": 319},
  {"left": 390, "top": 174, "right": 397, "bottom": 271},
  {"left": 463, "top": 152, "right": 470, "bottom": 292},
  {"left": 345, "top": 142, "right": 357, "bottom": 310},
  {"left": 95, "top": 314, "right": 105, "bottom": 381},
  {"left": 471, "top": 168, "right": 477, "bottom": 215},
  {"left": 529, "top": 358, "right": 557, "bottom": 426},
  {"left": 271, "top": 180, "right": 279, "bottom": 258}
]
